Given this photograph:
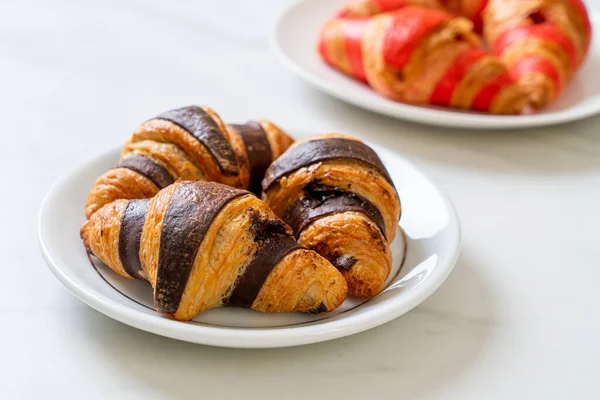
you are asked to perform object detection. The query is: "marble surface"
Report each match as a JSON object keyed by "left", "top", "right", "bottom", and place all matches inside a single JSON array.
[{"left": 2, "top": 0, "right": 599, "bottom": 398}]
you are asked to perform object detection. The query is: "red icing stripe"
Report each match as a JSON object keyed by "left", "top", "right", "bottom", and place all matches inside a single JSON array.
[
  {"left": 343, "top": 19, "right": 368, "bottom": 81},
  {"left": 429, "top": 48, "right": 488, "bottom": 107},
  {"left": 373, "top": 0, "right": 408, "bottom": 12},
  {"left": 493, "top": 24, "right": 578, "bottom": 71},
  {"left": 511, "top": 56, "right": 562, "bottom": 94},
  {"left": 318, "top": 27, "right": 330, "bottom": 64},
  {"left": 471, "top": 73, "right": 513, "bottom": 112},
  {"left": 383, "top": 7, "right": 452, "bottom": 70}
]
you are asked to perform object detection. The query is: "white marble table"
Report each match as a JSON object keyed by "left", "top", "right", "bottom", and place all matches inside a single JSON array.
[{"left": 2, "top": 0, "right": 599, "bottom": 398}]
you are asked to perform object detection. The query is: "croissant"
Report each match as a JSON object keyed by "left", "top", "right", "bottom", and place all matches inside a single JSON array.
[
  {"left": 336, "top": 0, "right": 442, "bottom": 18},
  {"left": 81, "top": 181, "right": 348, "bottom": 320},
  {"left": 335, "top": 0, "right": 490, "bottom": 31},
  {"left": 483, "top": 0, "right": 592, "bottom": 107},
  {"left": 318, "top": 6, "right": 530, "bottom": 114},
  {"left": 261, "top": 134, "right": 401, "bottom": 298},
  {"left": 85, "top": 106, "right": 293, "bottom": 218}
]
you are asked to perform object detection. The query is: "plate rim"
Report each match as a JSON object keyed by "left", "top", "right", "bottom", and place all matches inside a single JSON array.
[
  {"left": 38, "top": 143, "right": 461, "bottom": 348},
  {"left": 270, "top": 0, "right": 600, "bottom": 129}
]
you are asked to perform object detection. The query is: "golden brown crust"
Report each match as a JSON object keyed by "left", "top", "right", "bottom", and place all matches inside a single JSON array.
[
  {"left": 258, "top": 120, "right": 295, "bottom": 161},
  {"left": 122, "top": 140, "right": 207, "bottom": 182},
  {"left": 139, "top": 183, "right": 177, "bottom": 287},
  {"left": 81, "top": 200, "right": 129, "bottom": 278},
  {"left": 174, "top": 194, "right": 258, "bottom": 319},
  {"left": 298, "top": 212, "right": 392, "bottom": 298},
  {"left": 81, "top": 181, "right": 347, "bottom": 320},
  {"left": 85, "top": 168, "right": 159, "bottom": 219},
  {"left": 253, "top": 248, "right": 347, "bottom": 312}
]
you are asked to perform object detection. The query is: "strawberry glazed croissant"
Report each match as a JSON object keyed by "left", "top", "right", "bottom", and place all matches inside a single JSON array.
[
  {"left": 336, "top": 0, "right": 442, "bottom": 17},
  {"left": 262, "top": 135, "right": 401, "bottom": 298},
  {"left": 336, "top": 0, "right": 490, "bottom": 31},
  {"left": 318, "top": 6, "right": 531, "bottom": 114},
  {"left": 85, "top": 106, "right": 293, "bottom": 218},
  {"left": 483, "top": 0, "right": 592, "bottom": 107},
  {"left": 81, "top": 181, "right": 348, "bottom": 320}
]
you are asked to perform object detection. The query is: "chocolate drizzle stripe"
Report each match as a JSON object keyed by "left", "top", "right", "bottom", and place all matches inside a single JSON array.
[
  {"left": 118, "top": 199, "right": 149, "bottom": 281},
  {"left": 262, "top": 138, "right": 393, "bottom": 191},
  {"left": 155, "top": 182, "right": 247, "bottom": 314},
  {"left": 117, "top": 155, "right": 175, "bottom": 189},
  {"left": 284, "top": 184, "right": 388, "bottom": 239},
  {"left": 224, "top": 236, "right": 302, "bottom": 308},
  {"left": 231, "top": 121, "right": 272, "bottom": 196},
  {"left": 154, "top": 106, "right": 239, "bottom": 176}
]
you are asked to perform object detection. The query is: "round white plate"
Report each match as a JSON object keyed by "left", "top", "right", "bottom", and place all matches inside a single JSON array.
[
  {"left": 271, "top": 0, "right": 600, "bottom": 129},
  {"left": 38, "top": 134, "right": 460, "bottom": 348}
]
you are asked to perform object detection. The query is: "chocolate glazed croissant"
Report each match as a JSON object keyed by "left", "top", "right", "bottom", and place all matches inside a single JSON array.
[
  {"left": 262, "top": 135, "right": 401, "bottom": 298},
  {"left": 81, "top": 181, "right": 347, "bottom": 320},
  {"left": 85, "top": 106, "right": 293, "bottom": 218}
]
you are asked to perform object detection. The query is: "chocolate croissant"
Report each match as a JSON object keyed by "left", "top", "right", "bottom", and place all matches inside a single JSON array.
[
  {"left": 262, "top": 135, "right": 401, "bottom": 298},
  {"left": 81, "top": 181, "right": 348, "bottom": 320},
  {"left": 318, "top": 6, "right": 531, "bottom": 114},
  {"left": 483, "top": 0, "right": 592, "bottom": 107},
  {"left": 85, "top": 106, "right": 293, "bottom": 218}
]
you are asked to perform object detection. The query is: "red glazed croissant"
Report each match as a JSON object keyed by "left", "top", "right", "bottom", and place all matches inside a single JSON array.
[
  {"left": 483, "top": 0, "right": 592, "bottom": 107},
  {"left": 318, "top": 6, "right": 530, "bottom": 114},
  {"left": 336, "top": 0, "right": 442, "bottom": 18},
  {"left": 81, "top": 181, "right": 348, "bottom": 320}
]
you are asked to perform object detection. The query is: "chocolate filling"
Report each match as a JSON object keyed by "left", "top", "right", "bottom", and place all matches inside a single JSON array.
[
  {"left": 155, "top": 182, "right": 246, "bottom": 314},
  {"left": 154, "top": 106, "right": 239, "bottom": 176},
  {"left": 262, "top": 138, "right": 393, "bottom": 191},
  {"left": 529, "top": 10, "right": 546, "bottom": 24},
  {"left": 118, "top": 199, "right": 149, "bottom": 281},
  {"left": 231, "top": 121, "right": 272, "bottom": 196},
  {"left": 331, "top": 255, "right": 357, "bottom": 271},
  {"left": 224, "top": 213, "right": 301, "bottom": 308},
  {"left": 284, "top": 183, "right": 387, "bottom": 240},
  {"left": 308, "top": 302, "right": 328, "bottom": 314},
  {"left": 117, "top": 155, "right": 175, "bottom": 189}
]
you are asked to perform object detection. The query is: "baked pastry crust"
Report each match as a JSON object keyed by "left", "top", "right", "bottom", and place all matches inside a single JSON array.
[
  {"left": 81, "top": 181, "right": 347, "bottom": 320},
  {"left": 262, "top": 134, "right": 401, "bottom": 298},
  {"left": 320, "top": 0, "right": 591, "bottom": 110},
  {"left": 319, "top": 6, "right": 530, "bottom": 114},
  {"left": 85, "top": 106, "right": 293, "bottom": 218},
  {"left": 484, "top": 0, "right": 592, "bottom": 107}
]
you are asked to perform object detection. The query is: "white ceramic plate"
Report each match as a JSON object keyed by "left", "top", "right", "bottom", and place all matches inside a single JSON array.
[
  {"left": 271, "top": 0, "right": 600, "bottom": 129},
  {"left": 38, "top": 133, "right": 460, "bottom": 348}
]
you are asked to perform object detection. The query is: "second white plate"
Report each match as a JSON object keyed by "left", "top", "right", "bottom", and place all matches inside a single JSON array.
[{"left": 271, "top": 0, "right": 600, "bottom": 129}]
